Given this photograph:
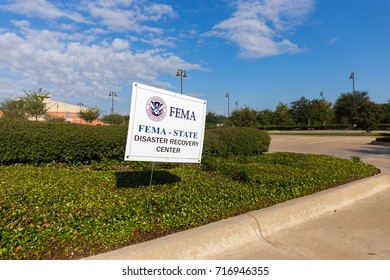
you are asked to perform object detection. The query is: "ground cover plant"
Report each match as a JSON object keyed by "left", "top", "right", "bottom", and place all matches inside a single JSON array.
[{"left": 0, "top": 154, "right": 379, "bottom": 260}]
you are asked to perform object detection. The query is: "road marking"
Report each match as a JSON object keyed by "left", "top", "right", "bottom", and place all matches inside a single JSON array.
[{"left": 308, "top": 138, "right": 353, "bottom": 144}]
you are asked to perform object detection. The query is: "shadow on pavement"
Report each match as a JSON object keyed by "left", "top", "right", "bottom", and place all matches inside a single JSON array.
[{"left": 348, "top": 142, "right": 390, "bottom": 156}]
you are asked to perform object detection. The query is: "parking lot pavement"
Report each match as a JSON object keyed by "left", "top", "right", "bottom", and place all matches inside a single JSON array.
[{"left": 268, "top": 134, "right": 390, "bottom": 173}]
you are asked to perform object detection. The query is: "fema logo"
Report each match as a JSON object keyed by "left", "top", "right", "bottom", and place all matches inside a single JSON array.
[{"left": 146, "top": 96, "right": 167, "bottom": 121}]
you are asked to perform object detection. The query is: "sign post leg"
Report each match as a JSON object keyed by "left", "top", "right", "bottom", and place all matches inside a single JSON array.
[
  {"left": 178, "top": 163, "right": 186, "bottom": 202},
  {"left": 146, "top": 162, "right": 155, "bottom": 212}
]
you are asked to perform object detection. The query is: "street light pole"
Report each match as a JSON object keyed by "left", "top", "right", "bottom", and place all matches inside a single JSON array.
[
  {"left": 175, "top": 69, "right": 188, "bottom": 199},
  {"left": 176, "top": 69, "right": 187, "bottom": 94},
  {"left": 349, "top": 72, "right": 355, "bottom": 123},
  {"left": 77, "top": 102, "right": 83, "bottom": 123},
  {"left": 225, "top": 92, "right": 230, "bottom": 118},
  {"left": 109, "top": 91, "right": 117, "bottom": 114}
]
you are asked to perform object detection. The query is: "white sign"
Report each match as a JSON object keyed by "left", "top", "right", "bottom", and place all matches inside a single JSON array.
[{"left": 124, "top": 82, "right": 207, "bottom": 163}]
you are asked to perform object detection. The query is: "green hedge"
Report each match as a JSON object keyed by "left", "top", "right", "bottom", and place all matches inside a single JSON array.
[
  {"left": 203, "top": 127, "right": 270, "bottom": 157},
  {"left": 257, "top": 124, "right": 351, "bottom": 130},
  {"left": 258, "top": 124, "right": 390, "bottom": 131},
  {"left": 0, "top": 120, "right": 270, "bottom": 165},
  {"left": 376, "top": 137, "right": 390, "bottom": 142},
  {"left": 0, "top": 119, "right": 127, "bottom": 164},
  {"left": 375, "top": 124, "right": 390, "bottom": 130}
]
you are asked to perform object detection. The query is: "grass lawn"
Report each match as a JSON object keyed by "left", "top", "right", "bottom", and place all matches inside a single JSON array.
[{"left": 0, "top": 153, "right": 379, "bottom": 259}]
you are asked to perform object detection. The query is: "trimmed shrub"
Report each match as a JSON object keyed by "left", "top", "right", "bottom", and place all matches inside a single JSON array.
[
  {"left": 0, "top": 120, "right": 270, "bottom": 165},
  {"left": 203, "top": 127, "right": 270, "bottom": 157},
  {"left": 258, "top": 124, "right": 390, "bottom": 131},
  {"left": 257, "top": 124, "right": 351, "bottom": 131},
  {"left": 0, "top": 119, "right": 127, "bottom": 164},
  {"left": 376, "top": 137, "right": 390, "bottom": 142},
  {"left": 375, "top": 124, "right": 390, "bottom": 130}
]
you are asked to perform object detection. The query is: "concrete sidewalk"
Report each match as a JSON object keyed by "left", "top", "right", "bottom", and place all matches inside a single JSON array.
[
  {"left": 214, "top": 173, "right": 390, "bottom": 260},
  {"left": 85, "top": 135, "right": 390, "bottom": 260}
]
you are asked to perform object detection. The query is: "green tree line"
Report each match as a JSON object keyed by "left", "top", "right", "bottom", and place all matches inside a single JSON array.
[
  {"left": 2, "top": 88, "right": 389, "bottom": 130},
  {"left": 207, "top": 91, "right": 390, "bottom": 132}
]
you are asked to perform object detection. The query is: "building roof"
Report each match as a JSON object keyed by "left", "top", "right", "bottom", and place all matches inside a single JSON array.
[{"left": 44, "top": 99, "right": 86, "bottom": 113}]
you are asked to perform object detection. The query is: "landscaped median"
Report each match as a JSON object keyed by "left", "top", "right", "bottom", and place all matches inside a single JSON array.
[
  {"left": 0, "top": 153, "right": 379, "bottom": 260},
  {"left": 0, "top": 120, "right": 381, "bottom": 259}
]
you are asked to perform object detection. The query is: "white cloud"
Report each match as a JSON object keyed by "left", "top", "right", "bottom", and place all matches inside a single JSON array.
[
  {"left": 1, "top": 0, "right": 176, "bottom": 33},
  {"left": 209, "top": 0, "right": 314, "bottom": 59},
  {"left": 10, "top": 20, "right": 31, "bottom": 29},
  {"left": 144, "top": 3, "right": 176, "bottom": 21},
  {"left": 85, "top": 1, "right": 176, "bottom": 33},
  {"left": 0, "top": 0, "right": 86, "bottom": 23},
  {"left": 112, "top": 38, "right": 129, "bottom": 50},
  {"left": 326, "top": 36, "right": 339, "bottom": 45},
  {"left": 140, "top": 36, "right": 176, "bottom": 48},
  {"left": 87, "top": 4, "right": 135, "bottom": 31},
  {"left": 0, "top": 26, "right": 203, "bottom": 105},
  {"left": 0, "top": 0, "right": 201, "bottom": 111}
]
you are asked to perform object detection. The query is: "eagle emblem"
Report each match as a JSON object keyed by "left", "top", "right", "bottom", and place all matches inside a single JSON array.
[{"left": 146, "top": 96, "right": 167, "bottom": 121}]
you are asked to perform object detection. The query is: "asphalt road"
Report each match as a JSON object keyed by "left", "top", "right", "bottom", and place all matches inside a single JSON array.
[{"left": 268, "top": 134, "right": 390, "bottom": 172}]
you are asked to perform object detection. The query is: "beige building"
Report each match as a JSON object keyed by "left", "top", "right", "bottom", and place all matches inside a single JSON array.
[
  {"left": 43, "top": 99, "right": 104, "bottom": 125},
  {"left": 0, "top": 98, "right": 104, "bottom": 125}
]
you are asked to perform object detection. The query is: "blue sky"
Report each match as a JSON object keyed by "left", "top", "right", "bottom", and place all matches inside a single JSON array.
[{"left": 0, "top": 0, "right": 389, "bottom": 117}]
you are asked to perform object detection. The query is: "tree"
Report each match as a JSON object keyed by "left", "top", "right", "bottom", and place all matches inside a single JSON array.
[
  {"left": 0, "top": 98, "right": 26, "bottom": 119},
  {"left": 334, "top": 91, "right": 370, "bottom": 124},
  {"left": 356, "top": 101, "right": 383, "bottom": 132},
  {"left": 380, "top": 99, "right": 390, "bottom": 124},
  {"left": 102, "top": 114, "right": 125, "bottom": 125},
  {"left": 256, "top": 109, "right": 274, "bottom": 126},
  {"left": 79, "top": 107, "right": 101, "bottom": 123},
  {"left": 230, "top": 106, "right": 257, "bottom": 127},
  {"left": 290, "top": 97, "right": 313, "bottom": 125},
  {"left": 274, "top": 102, "right": 294, "bottom": 125},
  {"left": 310, "top": 99, "right": 334, "bottom": 125},
  {"left": 206, "top": 112, "right": 227, "bottom": 126},
  {"left": 22, "top": 88, "right": 50, "bottom": 120}
]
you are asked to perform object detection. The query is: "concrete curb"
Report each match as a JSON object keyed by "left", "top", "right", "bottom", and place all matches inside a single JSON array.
[
  {"left": 85, "top": 173, "right": 390, "bottom": 260},
  {"left": 250, "top": 173, "right": 390, "bottom": 237},
  {"left": 86, "top": 214, "right": 261, "bottom": 260}
]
